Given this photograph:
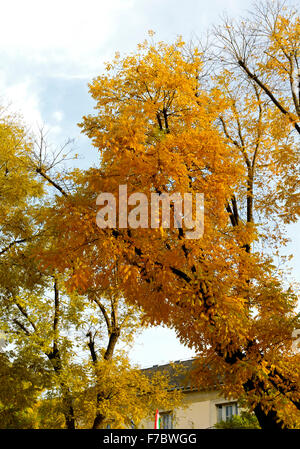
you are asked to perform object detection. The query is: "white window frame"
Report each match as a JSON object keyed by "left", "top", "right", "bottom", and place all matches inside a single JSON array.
[
  {"left": 160, "top": 411, "right": 173, "bottom": 429},
  {"left": 216, "top": 402, "right": 239, "bottom": 422}
]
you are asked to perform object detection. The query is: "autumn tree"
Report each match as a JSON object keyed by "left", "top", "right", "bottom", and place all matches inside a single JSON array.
[
  {"left": 67, "top": 33, "right": 300, "bottom": 429},
  {"left": 0, "top": 115, "right": 77, "bottom": 428},
  {"left": 0, "top": 118, "right": 181, "bottom": 429},
  {"left": 213, "top": 0, "right": 300, "bottom": 135}
]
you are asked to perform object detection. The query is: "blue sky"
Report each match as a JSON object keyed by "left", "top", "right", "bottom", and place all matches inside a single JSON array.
[{"left": 1, "top": 0, "right": 298, "bottom": 367}]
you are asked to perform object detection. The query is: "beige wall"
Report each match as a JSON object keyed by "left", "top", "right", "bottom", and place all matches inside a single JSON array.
[{"left": 140, "top": 390, "right": 238, "bottom": 429}]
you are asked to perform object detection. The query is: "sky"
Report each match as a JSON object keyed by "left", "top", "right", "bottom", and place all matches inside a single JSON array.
[{"left": 1, "top": 0, "right": 299, "bottom": 368}]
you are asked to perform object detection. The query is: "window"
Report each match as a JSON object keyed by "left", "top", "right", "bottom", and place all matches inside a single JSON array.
[
  {"left": 160, "top": 412, "right": 173, "bottom": 429},
  {"left": 226, "top": 405, "right": 233, "bottom": 420},
  {"left": 216, "top": 403, "right": 238, "bottom": 422}
]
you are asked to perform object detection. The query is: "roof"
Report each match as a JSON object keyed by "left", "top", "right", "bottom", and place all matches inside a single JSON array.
[{"left": 141, "top": 358, "right": 199, "bottom": 392}]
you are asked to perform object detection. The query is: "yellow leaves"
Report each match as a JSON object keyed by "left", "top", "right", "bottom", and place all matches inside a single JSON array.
[
  {"left": 69, "top": 265, "right": 92, "bottom": 292},
  {"left": 117, "top": 264, "right": 133, "bottom": 285},
  {"left": 71, "top": 354, "right": 182, "bottom": 429},
  {"left": 260, "top": 360, "right": 270, "bottom": 377}
]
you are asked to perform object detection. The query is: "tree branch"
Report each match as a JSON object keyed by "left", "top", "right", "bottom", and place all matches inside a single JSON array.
[{"left": 237, "top": 59, "right": 300, "bottom": 134}]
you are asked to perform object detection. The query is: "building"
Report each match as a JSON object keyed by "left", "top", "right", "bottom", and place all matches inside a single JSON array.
[{"left": 140, "top": 358, "right": 239, "bottom": 429}]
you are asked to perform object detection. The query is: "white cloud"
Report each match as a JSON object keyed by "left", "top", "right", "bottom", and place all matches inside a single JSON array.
[
  {"left": 53, "top": 110, "right": 63, "bottom": 122},
  {"left": 0, "top": 70, "right": 42, "bottom": 126},
  {"left": 49, "top": 124, "right": 62, "bottom": 136},
  {"left": 129, "top": 326, "right": 196, "bottom": 367},
  {"left": 0, "top": 0, "right": 133, "bottom": 62}
]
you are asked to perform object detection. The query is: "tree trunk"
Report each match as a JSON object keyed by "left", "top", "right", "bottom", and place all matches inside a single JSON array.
[
  {"left": 243, "top": 376, "right": 285, "bottom": 429},
  {"left": 92, "top": 401, "right": 106, "bottom": 429},
  {"left": 104, "top": 331, "right": 120, "bottom": 361},
  {"left": 47, "top": 349, "right": 75, "bottom": 430},
  {"left": 253, "top": 404, "right": 284, "bottom": 429}
]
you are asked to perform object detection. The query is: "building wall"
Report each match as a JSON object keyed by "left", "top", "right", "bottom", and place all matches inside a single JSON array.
[{"left": 140, "top": 390, "right": 238, "bottom": 429}]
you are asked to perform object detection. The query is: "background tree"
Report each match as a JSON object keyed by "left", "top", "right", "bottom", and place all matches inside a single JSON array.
[
  {"left": 0, "top": 351, "right": 46, "bottom": 429},
  {"left": 0, "top": 120, "right": 181, "bottom": 428},
  {"left": 213, "top": 0, "right": 300, "bottom": 135},
  {"left": 0, "top": 109, "right": 43, "bottom": 258}
]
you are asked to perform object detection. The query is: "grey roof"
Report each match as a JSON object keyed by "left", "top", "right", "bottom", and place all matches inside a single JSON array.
[{"left": 141, "top": 358, "right": 199, "bottom": 391}]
